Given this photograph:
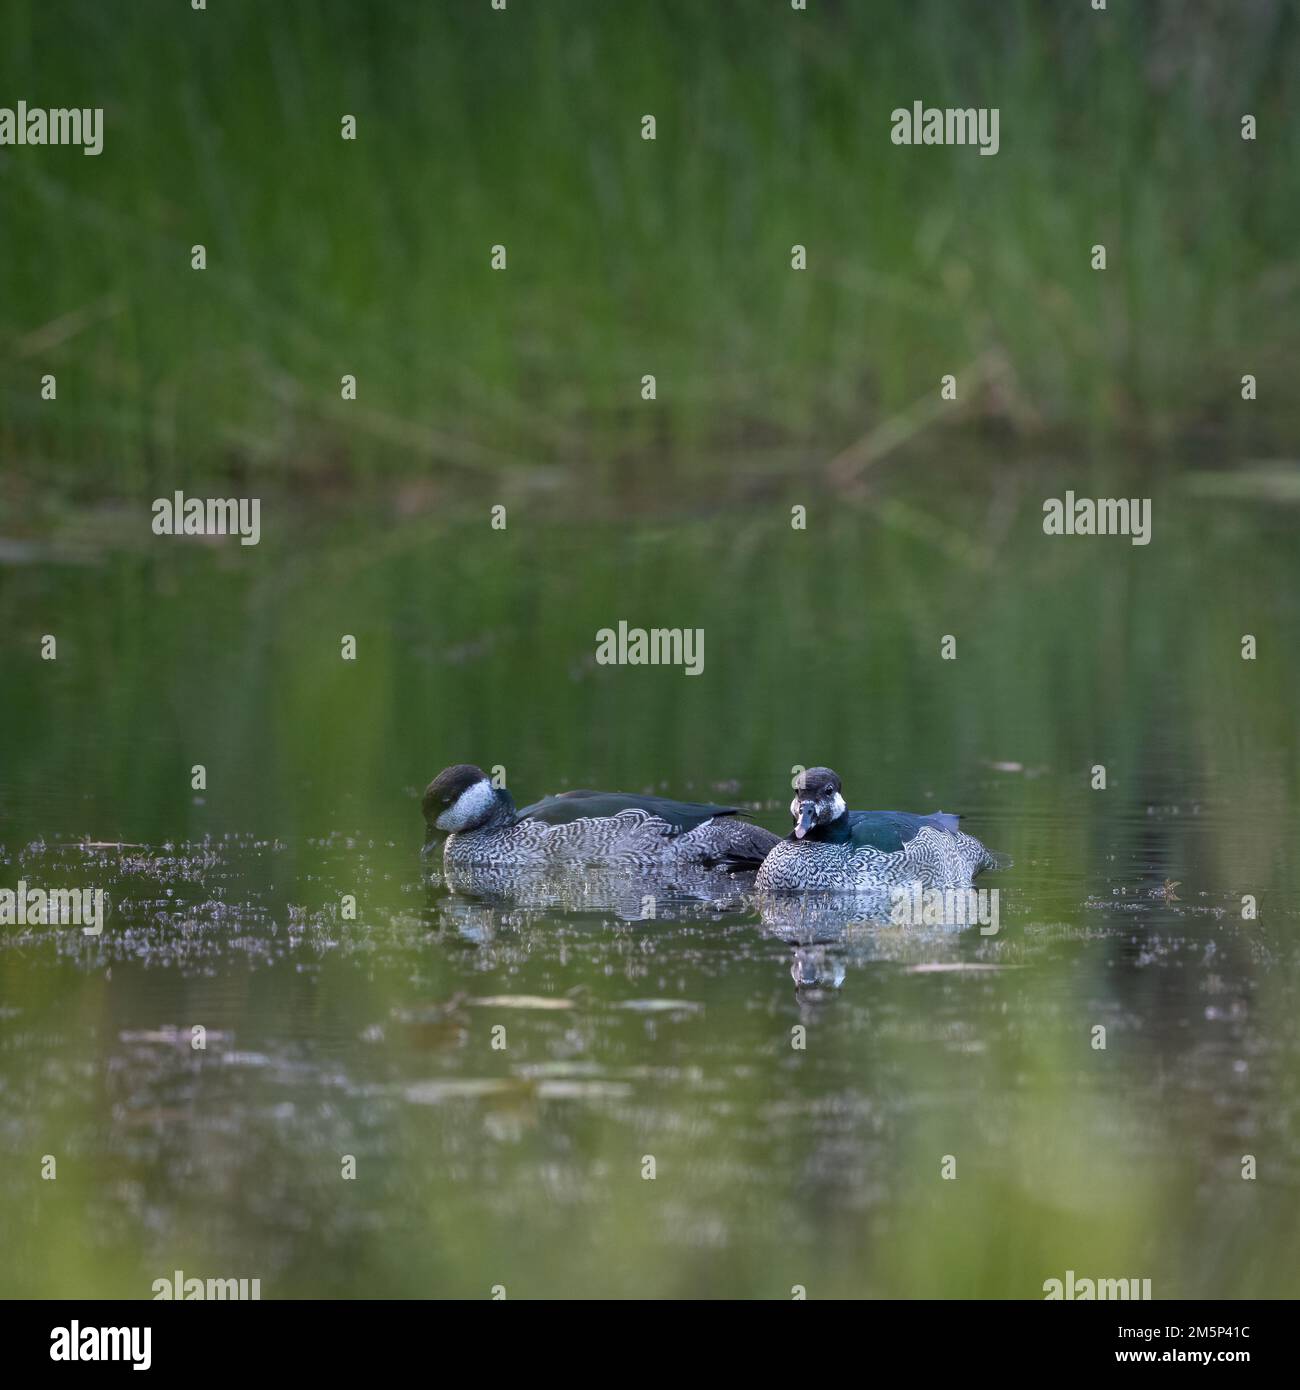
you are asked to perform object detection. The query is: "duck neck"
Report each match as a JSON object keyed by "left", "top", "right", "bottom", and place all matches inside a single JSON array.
[
  {"left": 811, "top": 810, "right": 852, "bottom": 843},
  {"left": 484, "top": 787, "right": 518, "bottom": 829}
]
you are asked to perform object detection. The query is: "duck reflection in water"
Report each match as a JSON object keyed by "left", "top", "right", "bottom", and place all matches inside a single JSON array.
[
  {"left": 757, "top": 885, "right": 1001, "bottom": 995},
  {"left": 428, "top": 857, "right": 1001, "bottom": 1001},
  {"left": 429, "top": 857, "right": 758, "bottom": 936}
]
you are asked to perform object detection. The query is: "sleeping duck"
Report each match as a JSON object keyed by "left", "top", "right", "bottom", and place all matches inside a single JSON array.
[
  {"left": 422, "top": 764, "right": 780, "bottom": 870},
  {"left": 754, "top": 766, "right": 1001, "bottom": 891}
]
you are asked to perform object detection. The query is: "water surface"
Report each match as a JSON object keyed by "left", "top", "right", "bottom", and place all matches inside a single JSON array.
[{"left": 2, "top": 466, "right": 1297, "bottom": 1298}]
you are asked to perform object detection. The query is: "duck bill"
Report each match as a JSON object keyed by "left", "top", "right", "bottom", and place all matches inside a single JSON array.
[{"left": 794, "top": 803, "right": 816, "bottom": 839}]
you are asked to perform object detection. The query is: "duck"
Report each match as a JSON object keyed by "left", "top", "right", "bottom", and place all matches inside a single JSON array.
[
  {"left": 753, "top": 766, "right": 1001, "bottom": 891},
  {"left": 422, "top": 764, "right": 781, "bottom": 870}
]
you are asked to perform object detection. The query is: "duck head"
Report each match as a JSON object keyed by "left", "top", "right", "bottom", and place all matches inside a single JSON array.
[
  {"left": 790, "top": 766, "right": 848, "bottom": 839},
  {"left": 422, "top": 764, "right": 503, "bottom": 836}
]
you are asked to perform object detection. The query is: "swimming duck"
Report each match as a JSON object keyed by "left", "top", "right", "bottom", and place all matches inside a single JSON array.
[
  {"left": 422, "top": 764, "right": 780, "bottom": 870},
  {"left": 754, "top": 767, "right": 1000, "bottom": 891}
]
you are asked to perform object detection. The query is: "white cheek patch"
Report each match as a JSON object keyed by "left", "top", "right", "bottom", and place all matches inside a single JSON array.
[
  {"left": 827, "top": 791, "right": 847, "bottom": 820},
  {"left": 789, "top": 797, "right": 803, "bottom": 821},
  {"left": 437, "top": 779, "right": 497, "bottom": 832}
]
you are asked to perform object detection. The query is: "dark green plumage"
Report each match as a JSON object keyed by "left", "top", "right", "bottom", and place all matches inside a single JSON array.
[
  {"left": 803, "top": 809, "right": 961, "bottom": 851},
  {"left": 517, "top": 789, "right": 745, "bottom": 835}
]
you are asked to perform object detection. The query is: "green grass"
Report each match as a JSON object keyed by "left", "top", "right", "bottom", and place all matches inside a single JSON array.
[{"left": 1, "top": 0, "right": 1297, "bottom": 507}]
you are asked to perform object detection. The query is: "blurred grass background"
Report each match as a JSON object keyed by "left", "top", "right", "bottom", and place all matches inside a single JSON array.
[{"left": 1, "top": 0, "right": 1297, "bottom": 521}]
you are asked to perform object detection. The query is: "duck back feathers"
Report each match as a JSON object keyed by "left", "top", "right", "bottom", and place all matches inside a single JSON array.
[
  {"left": 808, "top": 809, "right": 962, "bottom": 851},
  {"left": 517, "top": 789, "right": 749, "bottom": 835}
]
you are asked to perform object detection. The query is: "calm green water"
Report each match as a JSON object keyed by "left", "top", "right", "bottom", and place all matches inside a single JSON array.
[{"left": 2, "top": 463, "right": 1298, "bottom": 1298}]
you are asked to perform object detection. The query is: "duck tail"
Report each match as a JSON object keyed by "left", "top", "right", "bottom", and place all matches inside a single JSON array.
[{"left": 706, "top": 821, "right": 782, "bottom": 872}]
